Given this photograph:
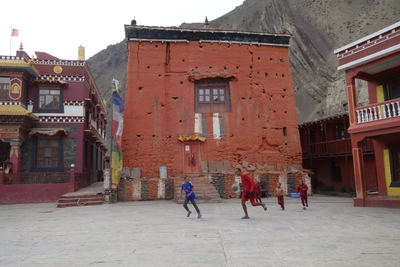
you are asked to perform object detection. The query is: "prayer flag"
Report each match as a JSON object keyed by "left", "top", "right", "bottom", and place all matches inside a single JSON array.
[
  {"left": 110, "top": 79, "right": 124, "bottom": 187},
  {"left": 112, "top": 91, "right": 124, "bottom": 150},
  {"left": 111, "top": 149, "right": 123, "bottom": 187},
  {"left": 11, "top": 29, "right": 19, "bottom": 37}
]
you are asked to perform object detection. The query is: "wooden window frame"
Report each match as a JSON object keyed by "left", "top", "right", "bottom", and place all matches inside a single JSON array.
[
  {"left": 380, "top": 73, "right": 400, "bottom": 101},
  {"left": 194, "top": 79, "right": 231, "bottom": 113},
  {"left": 0, "top": 77, "right": 10, "bottom": 101},
  {"left": 36, "top": 137, "right": 59, "bottom": 168},
  {"left": 39, "top": 88, "right": 60, "bottom": 110},
  {"left": 33, "top": 84, "right": 64, "bottom": 113}
]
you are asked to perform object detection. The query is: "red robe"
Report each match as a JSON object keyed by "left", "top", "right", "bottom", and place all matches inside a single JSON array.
[{"left": 297, "top": 183, "right": 308, "bottom": 196}]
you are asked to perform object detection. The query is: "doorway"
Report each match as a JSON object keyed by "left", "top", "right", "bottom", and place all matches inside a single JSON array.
[{"left": 183, "top": 143, "right": 200, "bottom": 174}]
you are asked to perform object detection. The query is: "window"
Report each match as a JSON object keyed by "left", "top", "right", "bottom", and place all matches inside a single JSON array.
[
  {"left": 39, "top": 89, "right": 60, "bottom": 109},
  {"left": 386, "top": 83, "right": 400, "bottom": 100},
  {"left": 37, "top": 137, "right": 59, "bottom": 168},
  {"left": 334, "top": 124, "right": 345, "bottom": 140},
  {"left": 33, "top": 84, "right": 64, "bottom": 113},
  {"left": 381, "top": 74, "right": 400, "bottom": 101},
  {"left": 195, "top": 79, "right": 231, "bottom": 113},
  {"left": 389, "top": 143, "right": 400, "bottom": 187},
  {"left": 0, "top": 77, "right": 10, "bottom": 101}
]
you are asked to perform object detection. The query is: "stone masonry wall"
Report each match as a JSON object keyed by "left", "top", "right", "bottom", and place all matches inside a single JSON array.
[
  {"left": 117, "top": 169, "right": 311, "bottom": 202},
  {"left": 121, "top": 178, "right": 175, "bottom": 201}
]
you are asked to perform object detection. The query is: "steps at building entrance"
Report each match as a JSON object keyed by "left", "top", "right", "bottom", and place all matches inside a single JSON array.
[
  {"left": 174, "top": 176, "right": 222, "bottom": 204},
  {"left": 57, "top": 182, "right": 104, "bottom": 208},
  {"left": 57, "top": 194, "right": 103, "bottom": 208}
]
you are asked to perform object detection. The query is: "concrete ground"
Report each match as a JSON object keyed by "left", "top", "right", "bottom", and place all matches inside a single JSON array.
[{"left": 1, "top": 195, "right": 399, "bottom": 267}]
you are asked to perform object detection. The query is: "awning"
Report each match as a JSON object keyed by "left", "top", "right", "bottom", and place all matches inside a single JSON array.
[
  {"left": 0, "top": 105, "right": 39, "bottom": 120},
  {"left": 28, "top": 128, "right": 68, "bottom": 138},
  {"left": 189, "top": 72, "right": 236, "bottom": 82},
  {"left": 178, "top": 135, "right": 206, "bottom": 142}
]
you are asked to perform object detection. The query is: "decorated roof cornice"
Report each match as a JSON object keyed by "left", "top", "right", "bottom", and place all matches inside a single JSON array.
[
  {"left": 334, "top": 21, "right": 400, "bottom": 57},
  {"left": 0, "top": 56, "right": 40, "bottom": 77},
  {"left": 64, "top": 101, "right": 85, "bottom": 106},
  {"left": 31, "top": 75, "right": 85, "bottom": 84},
  {"left": 34, "top": 59, "right": 85, "bottom": 66},
  {"left": 39, "top": 116, "right": 85, "bottom": 123},
  {"left": 125, "top": 25, "right": 291, "bottom": 47}
]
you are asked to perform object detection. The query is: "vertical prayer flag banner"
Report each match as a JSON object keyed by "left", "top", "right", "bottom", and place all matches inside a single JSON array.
[
  {"left": 111, "top": 149, "right": 123, "bottom": 187},
  {"left": 11, "top": 29, "right": 19, "bottom": 37},
  {"left": 112, "top": 90, "right": 124, "bottom": 150},
  {"left": 111, "top": 79, "right": 124, "bottom": 187}
]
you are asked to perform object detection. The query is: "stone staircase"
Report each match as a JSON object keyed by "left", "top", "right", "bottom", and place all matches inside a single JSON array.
[
  {"left": 57, "top": 182, "right": 104, "bottom": 208},
  {"left": 57, "top": 194, "right": 103, "bottom": 208},
  {"left": 174, "top": 176, "right": 222, "bottom": 204}
]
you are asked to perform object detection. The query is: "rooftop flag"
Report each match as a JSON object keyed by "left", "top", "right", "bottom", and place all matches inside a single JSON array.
[{"left": 11, "top": 29, "right": 19, "bottom": 37}]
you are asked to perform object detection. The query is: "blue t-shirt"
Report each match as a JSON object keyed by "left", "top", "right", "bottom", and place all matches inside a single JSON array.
[{"left": 182, "top": 182, "right": 196, "bottom": 200}]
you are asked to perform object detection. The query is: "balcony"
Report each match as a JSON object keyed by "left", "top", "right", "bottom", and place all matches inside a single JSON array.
[
  {"left": 356, "top": 99, "right": 400, "bottom": 124},
  {"left": 302, "top": 138, "right": 373, "bottom": 158}
]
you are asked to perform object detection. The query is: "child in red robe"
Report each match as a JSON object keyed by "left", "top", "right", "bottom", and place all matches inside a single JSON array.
[
  {"left": 297, "top": 178, "right": 309, "bottom": 210},
  {"left": 274, "top": 182, "right": 285, "bottom": 210}
]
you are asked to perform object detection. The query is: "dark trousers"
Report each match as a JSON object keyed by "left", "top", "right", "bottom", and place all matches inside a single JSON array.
[
  {"left": 277, "top": 196, "right": 284, "bottom": 209},
  {"left": 183, "top": 198, "right": 200, "bottom": 213},
  {"left": 300, "top": 194, "right": 308, "bottom": 206}
]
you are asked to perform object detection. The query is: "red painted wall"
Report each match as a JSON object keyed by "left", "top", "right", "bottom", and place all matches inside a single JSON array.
[
  {"left": 302, "top": 154, "right": 376, "bottom": 192},
  {"left": 0, "top": 183, "right": 72, "bottom": 204},
  {"left": 123, "top": 41, "right": 302, "bottom": 177}
]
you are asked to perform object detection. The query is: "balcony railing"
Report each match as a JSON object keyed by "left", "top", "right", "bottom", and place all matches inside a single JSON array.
[
  {"left": 302, "top": 138, "right": 373, "bottom": 158},
  {"left": 356, "top": 99, "right": 400, "bottom": 123}
]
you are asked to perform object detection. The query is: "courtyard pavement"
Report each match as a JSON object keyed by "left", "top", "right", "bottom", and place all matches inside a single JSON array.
[{"left": 0, "top": 195, "right": 399, "bottom": 267}]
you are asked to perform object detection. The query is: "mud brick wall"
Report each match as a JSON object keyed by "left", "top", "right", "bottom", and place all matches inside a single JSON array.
[{"left": 123, "top": 33, "right": 302, "bottom": 178}]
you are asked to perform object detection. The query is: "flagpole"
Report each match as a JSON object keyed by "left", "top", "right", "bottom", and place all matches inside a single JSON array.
[
  {"left": 9, "top": 28, "right": 12, "bottom": 55},
  {"left": 110, "top": 81, "right": 114, "bottom": 192}
]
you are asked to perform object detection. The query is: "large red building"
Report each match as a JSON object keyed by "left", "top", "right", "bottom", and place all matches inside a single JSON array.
[
  {"left": 334, "top": 21, "right": 400, "bottom": 208},
  {"left": 0, "top": 45, "right": 107, "bottom": 204},
  {"left": 120, "top": 21, "right": 307, "bottom": 201}
]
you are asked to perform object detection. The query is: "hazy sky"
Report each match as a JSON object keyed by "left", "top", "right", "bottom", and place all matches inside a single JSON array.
[{"left": 1, "top": 0, "right": 244, "bottom": 60}]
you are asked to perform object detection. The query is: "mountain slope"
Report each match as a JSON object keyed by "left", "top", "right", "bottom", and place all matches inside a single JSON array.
[{"left": 87, "top": 0, "right": 400, "bottom": 145}]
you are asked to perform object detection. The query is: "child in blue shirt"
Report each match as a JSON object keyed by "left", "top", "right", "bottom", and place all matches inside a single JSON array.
[{"left": 180, "top": 176, "right": 202, "bottom": 219}]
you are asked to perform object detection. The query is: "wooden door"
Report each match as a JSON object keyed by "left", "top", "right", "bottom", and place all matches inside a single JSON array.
[{"left": 183, "top": 143, "right": 200, "bottom": 174}]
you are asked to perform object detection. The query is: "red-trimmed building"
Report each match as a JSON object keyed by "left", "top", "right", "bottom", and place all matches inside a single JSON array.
[
  {"left": 334, "top": 21, "right": 400, "bottom": 208},
  {"left": 299, "top": 113, "right": 376, "bottom": 194},
  {"left": 0, "top": 44, "right": 107, "bottom": 204}
]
